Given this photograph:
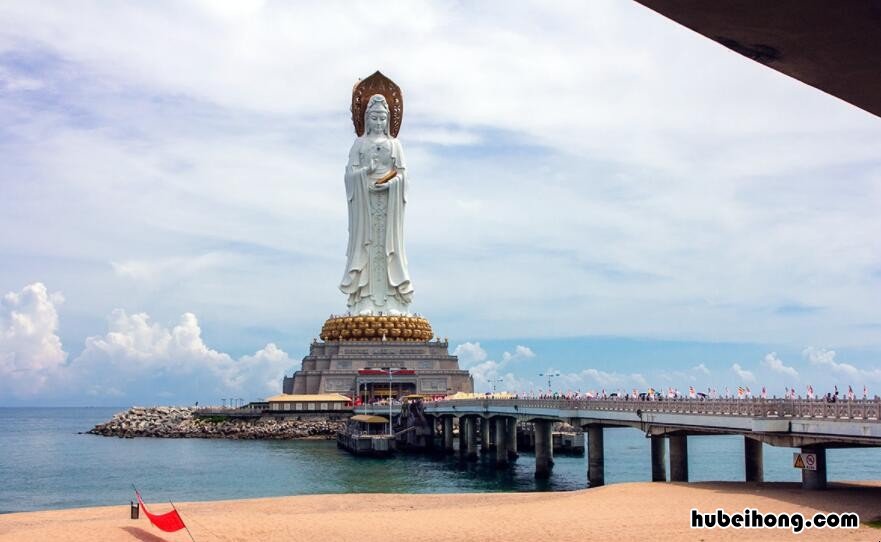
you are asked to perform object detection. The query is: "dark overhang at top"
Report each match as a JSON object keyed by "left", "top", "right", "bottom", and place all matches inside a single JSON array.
[{"left": 635, "top": 0, "right": 881, "bottom": 118}]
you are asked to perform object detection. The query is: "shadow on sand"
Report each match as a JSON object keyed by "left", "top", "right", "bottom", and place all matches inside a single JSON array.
[{"left": 120, "top": 526, "right": 172, "bottom": 542}]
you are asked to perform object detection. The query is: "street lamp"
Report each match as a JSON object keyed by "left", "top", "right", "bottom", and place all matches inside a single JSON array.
[
  {"left": 487, "top": 377, "right": 503, "bottom": 393},
  {"left": 538, "top": 372, "right": 560, "bottom": 394},
  {"left": 380, "top": 367, "right": 406, "bottom": 438}
]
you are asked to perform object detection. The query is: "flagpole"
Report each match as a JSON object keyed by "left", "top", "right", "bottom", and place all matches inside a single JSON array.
[{"left": 170, "top": 502, "right": 197, "bottom": 542}]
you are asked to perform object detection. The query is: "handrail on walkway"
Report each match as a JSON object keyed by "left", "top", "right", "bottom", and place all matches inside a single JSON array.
[{"left": 422, "top": 397, "right": 881, "bottom": 421}]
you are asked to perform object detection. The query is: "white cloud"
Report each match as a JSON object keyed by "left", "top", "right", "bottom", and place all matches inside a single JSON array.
[
  {"left": 762, "top": 352, "right": 799, "bottom": 377},
  {"left": 111, "top": 253, "right": 234, "bottom": 283},
  {"left": 578, "top": 368, "right": 626, "bottom": 387},
  {"left": 731, "top": 363, "right": 756, "bottom": 383},
  {"left": 692, "top": 363, "right": 710, "bottom": 375},
  {"left": 502, "top": 345, "right": 535, "bottom": 363},
  {"left": 452, "top": 342, "right": 488, "bottom": 368},
  {"left": 231, "top": 343, "right": 295, "bottom": 395},
  {"left": 72, "top": 309, "right": 294, "bottom": 400},
  {"left": 803, "top": 346, "right": 857, "bottom": 376},
  {"left": 0, "top": 66, "right": 43, "bottom": 91},
  {"left": 0, "top": 283, "right": 294, "bottom": 403},
  {"left": 552, "top": 368, "right": 647, "bottom": 392},
  {"left": 455, "top": 343, "right": 537, "bottom": 391},
  {"left": 0, "top": 283, "right": 68, "bottom": 397}
]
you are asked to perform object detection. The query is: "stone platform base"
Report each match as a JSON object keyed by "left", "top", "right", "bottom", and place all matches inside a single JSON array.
[{"left": 284, "top": 338, "right": 473, "bottom": 397}]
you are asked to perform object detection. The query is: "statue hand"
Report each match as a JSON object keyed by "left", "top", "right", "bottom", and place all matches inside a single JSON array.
[
  {"left": 370, "top": 181, "right": 390, "bottom": 192},
  {"left": 367, "top": 157, "right": 377, "bottom": 174}
]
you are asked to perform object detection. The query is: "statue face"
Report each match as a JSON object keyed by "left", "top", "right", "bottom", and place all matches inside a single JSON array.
[{"left": 367, "top": 111, "right": 388, "bottom": 134}]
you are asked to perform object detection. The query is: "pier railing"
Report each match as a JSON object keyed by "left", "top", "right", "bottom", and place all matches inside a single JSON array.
[{"left": 428, "top": 398, "right": 881, "bottom": 421}]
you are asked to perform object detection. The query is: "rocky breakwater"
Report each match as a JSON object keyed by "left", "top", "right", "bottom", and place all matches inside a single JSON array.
[{"left": 87, "top": 407, "right": 344, "bottom": 439}]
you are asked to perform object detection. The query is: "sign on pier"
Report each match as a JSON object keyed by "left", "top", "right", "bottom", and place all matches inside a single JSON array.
[{"left": 793, "top": 452, "right": 817, "bottom": 470}]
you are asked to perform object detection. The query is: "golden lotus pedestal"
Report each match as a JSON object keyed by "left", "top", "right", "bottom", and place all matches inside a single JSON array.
[{"left": 319, "top": 315, "right": 433, "bottom": 342}]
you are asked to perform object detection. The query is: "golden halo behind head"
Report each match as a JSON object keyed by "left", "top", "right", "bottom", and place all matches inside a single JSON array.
[{"left": 351, "top": 71, "right": 403, "bottom": 137}]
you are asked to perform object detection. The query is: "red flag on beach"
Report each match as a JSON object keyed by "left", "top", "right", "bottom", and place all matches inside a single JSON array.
[{"left": 136, "top": 491, "right": 187, "bottom": 533}]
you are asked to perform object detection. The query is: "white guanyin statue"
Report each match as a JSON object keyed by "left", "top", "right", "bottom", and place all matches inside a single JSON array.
[{"left": 339, "top": 78, "right": 413, "bottom": 316}]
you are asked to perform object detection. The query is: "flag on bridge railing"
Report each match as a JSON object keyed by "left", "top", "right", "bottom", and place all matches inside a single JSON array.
[
  {"left": 807, "top": 385, "right": 814, "bottom": 399},
  {"left": 864, "top": 385, "right": 869, "bottom": 399},
  {"left": 848, "top": 385, "right": 855, "bottom": 401},
  {"left": 688, "top": 386, "right": 696, "bottom": 399},
  {"left": 761, "top": 386, "right": 767, "bottom": 399}
]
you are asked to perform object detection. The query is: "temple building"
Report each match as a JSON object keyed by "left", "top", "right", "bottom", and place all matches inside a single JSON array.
[{"left": 283, "top": 332, "right": 473, "bottom": 402}]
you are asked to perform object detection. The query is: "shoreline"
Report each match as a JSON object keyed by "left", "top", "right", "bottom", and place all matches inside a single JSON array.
[{"left": 2, "top": 482, "right": 879, "bottom": 541}]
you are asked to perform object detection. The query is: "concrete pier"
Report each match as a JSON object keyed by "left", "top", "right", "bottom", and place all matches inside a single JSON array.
[
  {"left": 587, "top": 425, "right": 604, "bottom": 487},
  {"left": 534, "top": 420, "right": 554, "bottom": 479},
  {"left": 744, "top": 436, "right": 764, "bottom": 483},
  {"left": 457, "top": 418, "right": 467, "bottom": 461},
  {"left": 669, "top": 435, "right": 688, "bottom": 482},
  {"left": 506, "top": 417, "right": 518, "bottom": 459},
  {"left": 480, "top": 418, "right": 495, "bottom": 454},
  {"left": 464, "top": 417, "right": 478, "bottom": 461},
  {"left": 442, "top": 417, "right": 454, "bottom": 454},
  {"left": 801, "top": 446, "right": 827, "bottom": 490},
  {"left": 480, "top": 417, "right": 491, "bottom": 454},
  {"left": 650, "top": 435, "right": 667, "bottom": 482},
  {"left": 425, "top": 416, "right": 435, "bottom": 450},
  {"left": 495, "top": 417, "right": 509, "bottom": 466}
]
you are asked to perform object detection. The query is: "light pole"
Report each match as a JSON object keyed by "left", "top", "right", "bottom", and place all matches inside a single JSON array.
[
  {"left": 381, "top": 367, "right": 405, "bottom": 437},
  {"left": 487, "top": 377, "right": 503, "bottom": 393},
  {"left": 388, "top": 368, "right": 393, "bottom": 437},
  {"left": 538, "top": 372, "right": 560, "bottom": 394}
]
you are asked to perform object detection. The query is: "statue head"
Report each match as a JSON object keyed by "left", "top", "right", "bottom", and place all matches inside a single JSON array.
[{"left": 364, "top": 94, "right": 390, "bottom": 135}]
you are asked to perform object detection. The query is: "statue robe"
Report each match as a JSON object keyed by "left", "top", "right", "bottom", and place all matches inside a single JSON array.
[{"left": 339, "top": 135, "right": 413, "bottom": 313}]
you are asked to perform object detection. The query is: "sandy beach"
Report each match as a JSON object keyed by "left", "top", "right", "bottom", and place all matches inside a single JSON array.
[{"left": 2, "top": 482, "right": 879, "bottom": 541}]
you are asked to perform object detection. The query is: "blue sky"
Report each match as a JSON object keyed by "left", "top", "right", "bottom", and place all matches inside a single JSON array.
[{"left": 1, "top": 1, "right": 880, "bottom": 406}]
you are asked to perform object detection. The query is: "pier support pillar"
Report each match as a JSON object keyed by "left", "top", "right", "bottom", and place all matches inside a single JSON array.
[
  {"left": 744, "top": 437, "right": 764, "bottom": 483},
  {"left": 506, "top": 417, "right": 519, "bottom": 459},
  {"left": 495, "top": 417, "right": 509, "bottom": 467},
  {"left": 650, "top": 435, "right": 667, "bottom": 482},
  {"left": 464, "top": 417, "right": 478, "bottom": 461},
  {"left": 457, "top": 418, "right": 467, "bottom": 461},
  {"left": 480, "top": 417, "right": 491, "bottom": 454},
  {"left": 587, "top": 425, "right": 605, "bottom": 487},
  {"left": 534, "top": 420, "right": 554, "bottom": 479},
  {"left": 442, "top": 417, "right": 454, "bottom": 454},
  {"left": 489, "top": 418, "right": 497, "bottom": 452},
  {"left": 669, "top": 435, "right": 688, "bottom": 482},
  {"left": 801, "top": 446, "right": 827, "bottom": 490},
  {"left": 424, "top": 415, "right": 435, "bottom": 450}
]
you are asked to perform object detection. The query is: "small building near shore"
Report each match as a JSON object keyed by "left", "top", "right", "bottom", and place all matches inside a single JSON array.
[{"left": 266, "top": 393, "right": 352, "bottom": 413}]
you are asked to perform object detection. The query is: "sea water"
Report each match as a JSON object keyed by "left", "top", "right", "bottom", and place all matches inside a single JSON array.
[{"left": 2, "top": 407, "right": 880, "bottom": 513}]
